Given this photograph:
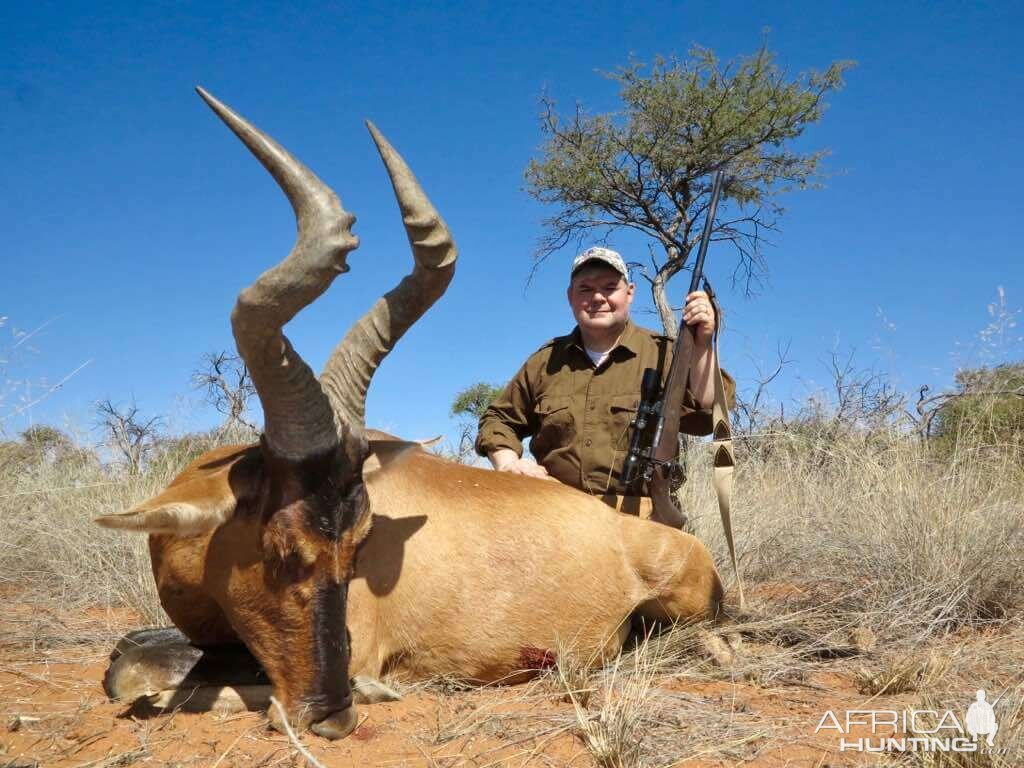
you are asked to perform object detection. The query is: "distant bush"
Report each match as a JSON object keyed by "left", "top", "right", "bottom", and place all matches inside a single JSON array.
[{"left": 931, "top": 362, "right": 1024, "bottom": 458}]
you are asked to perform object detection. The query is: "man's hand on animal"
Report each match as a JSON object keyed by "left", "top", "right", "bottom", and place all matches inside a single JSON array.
[{"left": 489, "top": 448, "right": 558, "bottom": 480}]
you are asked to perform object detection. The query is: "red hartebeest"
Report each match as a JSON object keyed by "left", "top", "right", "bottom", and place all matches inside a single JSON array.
[{"left": 96, "top": 88, "right": 727, "bottom": 740}]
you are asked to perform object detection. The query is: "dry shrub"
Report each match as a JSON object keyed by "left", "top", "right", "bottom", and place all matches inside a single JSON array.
[
  {"left": 552, "top": 631, "right": 769, "bottom": 766},
  {"left": 856, "top": 652, "right": 952, "bottom": 696},
  {"left": 0, "top": 430, "right": 235, "bottom": 632},
  {"left": 685, "top": 426, "right": 1024, "bottom": 641},
  {"left": 554, "top": 636, "right": 597, "bottom": 708}
]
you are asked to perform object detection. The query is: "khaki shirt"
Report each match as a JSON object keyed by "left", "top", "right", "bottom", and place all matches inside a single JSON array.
[{"left": 476, "top": 320, "right": 736, "bottom": 496}]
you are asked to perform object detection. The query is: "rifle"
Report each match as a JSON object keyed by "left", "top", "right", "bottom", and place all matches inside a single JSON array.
[{"left": 622, "top": 169, "right": 726, "bottom": 528}]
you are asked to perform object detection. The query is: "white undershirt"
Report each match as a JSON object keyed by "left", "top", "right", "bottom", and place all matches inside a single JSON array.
[{"left": 584, "top": 346, "right": 612, "bottom": 368}]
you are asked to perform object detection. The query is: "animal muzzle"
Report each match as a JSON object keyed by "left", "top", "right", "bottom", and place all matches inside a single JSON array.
[
  {"left": 264, "top": 574, "right": 357, "bottom": 737},
  {"left": 268, "top": 696, "right": 359, "bottom": 740},
  {"left": 310, "top": 705, "right": 360, "bottom": 739}
]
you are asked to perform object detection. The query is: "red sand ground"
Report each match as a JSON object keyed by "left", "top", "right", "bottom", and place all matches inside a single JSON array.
[{"left": 0, "top": 589, "right": 984, "bottom": 768}]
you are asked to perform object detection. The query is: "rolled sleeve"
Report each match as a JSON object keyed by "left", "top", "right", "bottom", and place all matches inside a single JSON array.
[
  {"left": 475, "top": 364, "right": 538, "bottom": 459},
  {"left": 678, "top": 368, "right": 736, "bottom": 436}
]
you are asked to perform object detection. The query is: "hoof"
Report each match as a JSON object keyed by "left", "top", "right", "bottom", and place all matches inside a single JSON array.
[
  {"left": 104, "top": 642, "right": 204, "bottom": 700},
  {"left": 700, "top": 632, "right": 737, "bottom": 667},
  {"left": 104, "top": 638, "right": 265, "bottom": 702},
  {"left": 352, "top": 676, "right": 402, "bottom": 704},
  {"left": 110, "top": 627, "right": 189, "bottom": 661},
  {"left": 148, "top": 684, "right": 271, "bottom": 713}
]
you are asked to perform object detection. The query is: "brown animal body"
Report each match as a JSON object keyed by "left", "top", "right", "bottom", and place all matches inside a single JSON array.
[
  {"left": 96, "top": 88, "right": 725, "bottom": 740},
  {"left": 143, "top": 439, "right": 721, "bottom": 682}
]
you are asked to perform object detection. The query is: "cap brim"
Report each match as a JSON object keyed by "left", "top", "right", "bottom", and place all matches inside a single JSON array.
[{"left": 570, "top": 258, "right": 627, "bottom": 278}]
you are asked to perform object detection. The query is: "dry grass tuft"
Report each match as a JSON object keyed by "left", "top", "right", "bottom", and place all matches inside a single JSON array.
[
  {"left": 564, "top": 638, "right": 657, "bottom": 768},
  {"left": 0, "top": 431, "right": 237, "bottom": 630},
  {"left": 856, "top": 652, "right": 952, "bottom": 696},
  {"left": 554, "top": 636, "right": 597, "bottom": 708}
]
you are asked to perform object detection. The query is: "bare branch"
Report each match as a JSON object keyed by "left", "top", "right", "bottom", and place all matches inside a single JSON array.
[
  {"left": 193, "top": 351, "right": 259, "bottom": 437},
  {"left": 733, "top": 341, "right": 794, "bottom": 435},
  {"left": 95, "top": 398, "right": 163, "bottom": 474}
]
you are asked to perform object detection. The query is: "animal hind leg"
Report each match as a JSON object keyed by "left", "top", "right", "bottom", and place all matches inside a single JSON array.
[
  {"left": 627, "top": 529, "right": 736, "bottom": 666},
  {"left": 630, "top": 531, "right": 724, "bottom": 624}
]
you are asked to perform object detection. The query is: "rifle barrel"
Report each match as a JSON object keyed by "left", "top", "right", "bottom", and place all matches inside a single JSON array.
[{"left": 688, "top": 170, "right": 725, "bottom": 294}]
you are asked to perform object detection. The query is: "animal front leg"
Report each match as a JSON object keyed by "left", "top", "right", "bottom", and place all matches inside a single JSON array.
[
  {"left": 351, "top": 676, "right": 402, "bottom": 704},
  {"left": 104, "top": 632, "right": 267, "bottom": 709}
]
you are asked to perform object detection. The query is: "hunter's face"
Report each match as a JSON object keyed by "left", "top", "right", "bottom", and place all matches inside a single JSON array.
[{"left": 567, "top": 266, "right": 635, "bottom": 335}]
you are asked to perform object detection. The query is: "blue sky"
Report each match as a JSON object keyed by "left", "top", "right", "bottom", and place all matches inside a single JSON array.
[{"left": 2, "top": 0, "right": 1022, "bottom": 445}]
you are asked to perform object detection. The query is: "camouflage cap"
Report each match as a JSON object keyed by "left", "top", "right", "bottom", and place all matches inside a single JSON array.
[{"left": 570, "top": 247, "right": 629, "bottom": 279}]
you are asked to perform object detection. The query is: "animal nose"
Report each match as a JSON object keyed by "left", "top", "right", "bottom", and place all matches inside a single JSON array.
[
  {"left": 310, "top": 706, "right": 360, "bottom": 739},
  {"left": 269, "top": 699, "right": 359, "bottom": 740}
]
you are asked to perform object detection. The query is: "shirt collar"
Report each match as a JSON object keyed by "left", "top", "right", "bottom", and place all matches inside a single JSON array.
[{"left": 566, "top": 319, "right": 641, "bottom": 358}]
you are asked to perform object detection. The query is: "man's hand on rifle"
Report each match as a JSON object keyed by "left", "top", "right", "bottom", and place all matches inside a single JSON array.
[{"left": 683, "top": 291, "right": 716, "bottom": 347}]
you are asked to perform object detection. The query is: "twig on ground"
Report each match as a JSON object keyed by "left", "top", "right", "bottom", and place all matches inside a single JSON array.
[
  {"left": 210, "top": 727, "right": 253, "bottom": 768},
  {"left": 268, "top": 696, "right": 326, "bottom": 768}
]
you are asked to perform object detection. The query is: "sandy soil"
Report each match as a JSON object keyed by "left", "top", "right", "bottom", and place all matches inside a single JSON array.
[{"left": 0, "top": 589, "right": 1004, "bottom": 768}]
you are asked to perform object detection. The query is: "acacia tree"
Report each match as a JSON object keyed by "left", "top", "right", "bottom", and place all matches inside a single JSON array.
[
  {"left": 448, "top": 382, "right": 503, "bottom": 463},
  {"left": 526, "top": 44, "right": 853, "bottom": 335}
]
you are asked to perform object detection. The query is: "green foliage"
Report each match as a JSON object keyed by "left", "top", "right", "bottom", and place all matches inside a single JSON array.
[
  {"left": 933, "top": 363, "right": 1024, "bottom": 453},
  {"left": 525, "top": 42, "right": 853, "bottom": 322},
  {"left": 450, "top": 382, "right": 503, "bottom": 421},
  {"left": 440, "top": 382, "right": 503, "bottom": 464}
]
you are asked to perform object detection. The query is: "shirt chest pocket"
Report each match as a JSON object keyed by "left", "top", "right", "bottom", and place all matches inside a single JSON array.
[
  {"left": 607, "top": 394, "right": 640, "bottom": 445},
  {"left": 531, "top": 395, "right": 575, "bottom": 458}
]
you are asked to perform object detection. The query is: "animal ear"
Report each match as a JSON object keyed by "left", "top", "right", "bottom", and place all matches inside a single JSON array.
[
  {"left": 363, "top": 440, "right": 420, "bottom": 480},
  {"left": 95, "top": 480, "right": 238, "bottom": 536}
]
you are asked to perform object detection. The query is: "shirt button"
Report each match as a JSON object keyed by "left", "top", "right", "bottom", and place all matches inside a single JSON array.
[{"left": 585, "top": 439, "right": 592, "bottom": 447}]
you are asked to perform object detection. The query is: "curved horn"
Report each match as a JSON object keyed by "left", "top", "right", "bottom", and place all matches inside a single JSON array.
[
  {"left": 197, "top": 87, "right": 358, "bottom": 460},
  {"left": 319, "top": 122, "right": 457, "bottom": 428}
]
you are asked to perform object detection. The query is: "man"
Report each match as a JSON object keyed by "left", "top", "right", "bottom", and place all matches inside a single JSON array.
[{"left": 475, "top": 246, "right": 734, "bottom": 514}]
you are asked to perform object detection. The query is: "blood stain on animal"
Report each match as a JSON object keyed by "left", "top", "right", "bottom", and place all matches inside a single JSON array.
[{"left": 518, "top": 646, "right": 557, "bottom": 670}]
